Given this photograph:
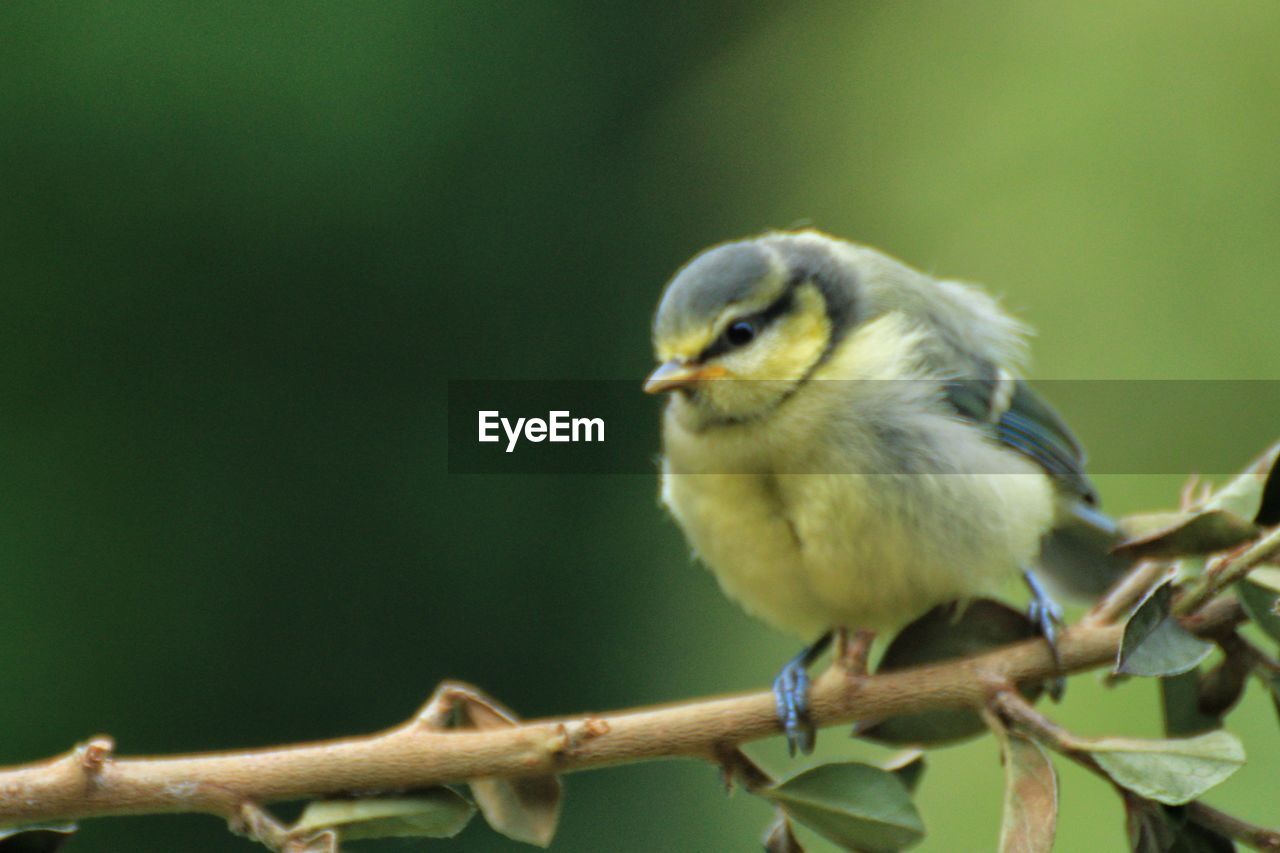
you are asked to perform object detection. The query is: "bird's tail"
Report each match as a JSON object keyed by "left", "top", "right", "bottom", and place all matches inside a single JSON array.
[{"left": 1037, "top": 501, "right": 1133, "bottom": 600}]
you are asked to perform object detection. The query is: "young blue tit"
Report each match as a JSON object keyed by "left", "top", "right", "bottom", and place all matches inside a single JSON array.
[{"left": 645, "top": 230, "right": 1126, "bottom": 754}]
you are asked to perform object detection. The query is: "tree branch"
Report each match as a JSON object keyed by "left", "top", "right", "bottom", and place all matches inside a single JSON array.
[
  {"left": 1082, "top": 559, "right": 1170, "bottom": 626},
  {"left": 1177, "top": 526, "right": 1280, "bottom": 615},
  {"left": 0, "top": 596, "right": 1244, "bottom": 832},
  {"left": 1185, "top": 802, "right": 1280, "bottom": 852},
  {"left": 990, "top": 687, "right": 1280, "bottom": 852}
]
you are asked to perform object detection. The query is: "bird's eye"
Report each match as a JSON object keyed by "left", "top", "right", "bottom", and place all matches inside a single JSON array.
[{"left": 725, "top": 320, "right": 757, "bottom": 347}]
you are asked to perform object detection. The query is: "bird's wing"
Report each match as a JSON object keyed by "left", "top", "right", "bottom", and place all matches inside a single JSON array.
[{"left": 943, "top": 369, "right": 1099, "bottom": 505}]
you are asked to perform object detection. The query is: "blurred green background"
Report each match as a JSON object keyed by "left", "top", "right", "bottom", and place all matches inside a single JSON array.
[{"left": 2, "top": 2, "right": 1278, "bottom": 850}]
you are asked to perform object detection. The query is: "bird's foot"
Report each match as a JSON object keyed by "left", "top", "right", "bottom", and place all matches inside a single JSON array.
[
  {"left": 1023, "top": 568, "right": 1066, "bottom": 701},
  {"left": 773, "top": 657, "right": 815, "bottom": 756},
  {"left": 772, "top": 632, "right": 832, "bottom": 756}
]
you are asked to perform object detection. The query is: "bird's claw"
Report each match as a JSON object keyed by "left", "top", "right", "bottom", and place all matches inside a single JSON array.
[
  {"left": 1027, "top": 595, "right": 1063, "bottom": 649},
  {"left": 773, "top": 658, "right": 815, "bottom": 756},
  {"left": 772, "top": 631, "right": 833, "bottom": 755},
  {"left": 1024, "top": 568, "right": 1066, "bottom": 701}
]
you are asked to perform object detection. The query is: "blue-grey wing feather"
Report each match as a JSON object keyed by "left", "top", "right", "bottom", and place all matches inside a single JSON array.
[
  {"left": 943, "top": 373, "right": 1097, "bottom": 504},
  {"left": 943, "top": 370, "right": 1128, "bottom": 598}
]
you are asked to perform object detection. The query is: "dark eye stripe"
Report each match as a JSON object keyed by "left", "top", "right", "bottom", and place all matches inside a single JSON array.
[{"left": 698, "top": 289, "right": 795, "bottom": 361}]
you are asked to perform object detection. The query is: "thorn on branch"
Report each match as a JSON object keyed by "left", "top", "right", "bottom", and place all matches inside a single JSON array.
[
  {"left": 75, "top": 736, "right": 114, "bottom": 775},
  {"left": 414, "top": 680, "right": 505, "bottom": 729},
  {"left": 555, "top": 717, "right": 611, "bottom": 755},
  {"left": 582, "top": 717, "right": 611, "bottom": 738}
]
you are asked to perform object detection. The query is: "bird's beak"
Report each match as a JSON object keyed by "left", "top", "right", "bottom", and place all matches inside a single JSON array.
[{"left": 643, "top": 360, "right": 727, "bottom": 394}]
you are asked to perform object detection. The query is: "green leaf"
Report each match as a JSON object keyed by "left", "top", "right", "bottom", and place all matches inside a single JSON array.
[
  {"left": 996, "top": 733, "right": 1057, "bottom": 853},
  {"left": 882, "top": 750, "right": 926, "bottom": 794},
  {"left": 764, "top": 762, "right": 924, "bottom": 852},
  {"left": 1160, "top": 670, "right": 1220, "bottom": 737},
  {"left": 1075, "top": 731, "right": 1245, "bottom": 806},
  {"left": 1245, "top": 565, "right": 1280, "bottom": 594},
  {"left": 1116, "top": 581, "right": 1213, "bottom": 677},
  {"left": 1237, "top": 574, "right": 1280, "bottom": 644},
  {"left": 1114, "top": 510, "right": 1259, "bottom": 560},
  {"left": 0, "top": 825, "right": 76, "bottom": 853},
  {"left": 1203, "top": 441, "right": 1280, "bottom": 523},
  {"left": 292, "top": 789, "right": 475, "bottom": 841},
  {"left": 859, "top": 600, "right": 1042, "bottom": 746},
  {"left": 1119, "top": 511, "right": 1199, "bottom": 542}
]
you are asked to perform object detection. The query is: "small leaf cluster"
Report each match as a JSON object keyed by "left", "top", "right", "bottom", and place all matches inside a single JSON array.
[{"left": 742, "top": 444, "right": 1280, "bottom": 852}]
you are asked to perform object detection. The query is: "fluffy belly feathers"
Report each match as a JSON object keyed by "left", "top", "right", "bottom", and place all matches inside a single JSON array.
[{"left": 660, "top": 443, "right": 1056, "bottom": 640}]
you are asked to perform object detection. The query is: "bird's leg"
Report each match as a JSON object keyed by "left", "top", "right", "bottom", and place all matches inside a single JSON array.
[
  {"left": 1023, "top": 567, "right": 1066, "bottom": 700},
  {"left": 835, "top": 627, "right": 876, "bottom": 676},
  {"left": 773, "top": 630, "right": 832, "bottom": 756},
  {"left": 832, "top": 627, "right": 879, "bottom": 741}
]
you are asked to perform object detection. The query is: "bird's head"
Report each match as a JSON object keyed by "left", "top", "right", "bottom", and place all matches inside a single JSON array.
[{"left": 646, "top": 231, "right": 859, "bottom": 427}]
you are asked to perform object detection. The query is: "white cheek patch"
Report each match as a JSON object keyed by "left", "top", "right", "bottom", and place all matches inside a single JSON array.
[
  {"left": 743, "top": 286, "right": 831, "bottom": 380},
  {"left": 717, "top": 328, "right": 777, "bottom": 376}
]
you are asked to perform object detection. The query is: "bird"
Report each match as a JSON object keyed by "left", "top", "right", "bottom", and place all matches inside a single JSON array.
[{"left": 644, "top": 230, "right": 1126, "bottom": 754}]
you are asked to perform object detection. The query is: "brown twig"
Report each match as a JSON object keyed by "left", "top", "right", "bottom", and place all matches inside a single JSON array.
[
  {"left": 987, "top": 689, "right": 1086, "bottom": 763},
  {"left": 1083, "top": 560, "right": 1171, "bottom": 626},
  {"left": 1177, "top": 526, "right": 1280, "bottom": 616},
  {"left": 991, "top": 686, "right": 1280, "bottom": 852},
  {"left": 1186, "top": 802, "right": 1280, "bottom": 851},
  {"left": 711, "top": 744, "right": 774, "bottom": 794},
  {"left": 0, "top": 596, "right": 1243, "bottom": 833}
]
